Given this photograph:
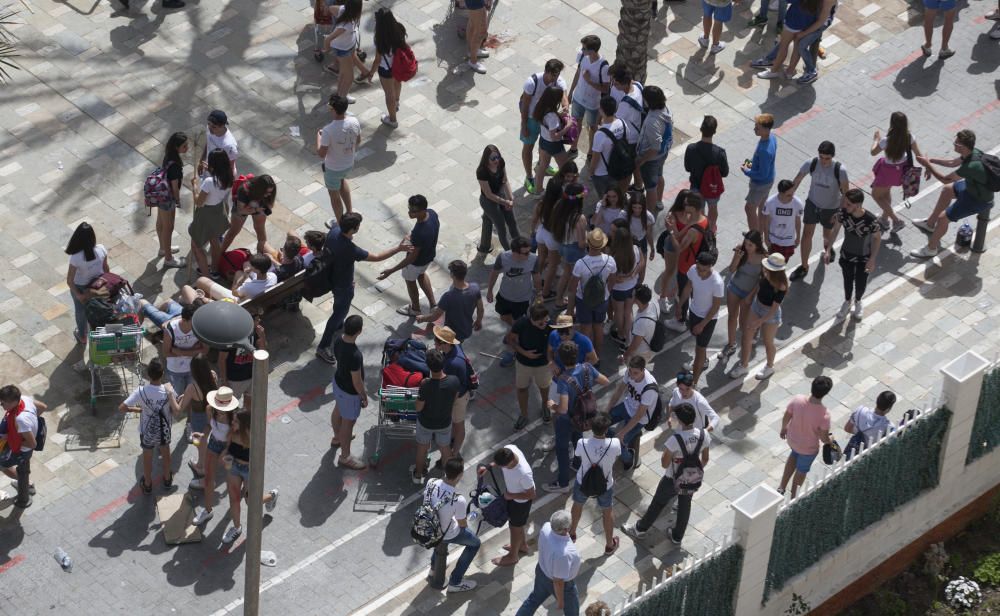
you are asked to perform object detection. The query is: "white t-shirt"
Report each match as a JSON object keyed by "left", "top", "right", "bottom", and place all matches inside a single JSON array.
[
  {"left": 429, "top": 479, "right": 467, "bottom": 541},
  {"left": 664, "top": 427, "right": 709, "bottom": 478},
  {"left": 763, "top": 195, "right": 804, "bottom": 246},
  {"left": 630, "top": 302, "right": 660, "bottom": 359},
  {"left": 237, "top": 271, "right": 278, "bottom": 299},
  {"left": 328, "top": 7, "right": 358, "bottom": 50},
  {"left": 575, "top": 437, "right": 622, "bottom": 489},
  {"left": 500, "top": 444, "right": 535, "bottom": 503},
  {"left": 629, "top": 211, "right": 655, "bottom": 243},
  {"left": 591, "top": 119, "right": 626, "bottom": 177},
  {"left": 69, "top": 244, "right": 108, "bottom": 285},
  {"left": 572, "top": 254, "right": 617, "bottom": 301},
  {"left": 10, "top": 396, "right": 39, "bottom": 452},
  {"left": 878, "top": 135, "right": 914, "bottom": 165},
  {"left": 592, "top": 201, "right": 626, "bottom": 236},
  {"left": 685, "top": 265, "right": 724, "bottom": 319},
  {"left": 124, "top": 383, "right": 172, "bottom": 445},
  {"left": 572, "top": 53, "right": 610, "bottom": 110},
  {"left": 165, "top": 319, "right": 200, "bottom": 374},
  {"left": 207, "top": 128, "right": 239, "bottom": 163},
  {"left": 523, "top": 73, "right": 568, "bottom": 117},
  {"left": 539, "top": 111, "right": 562, "bottom": 143},
  {"left": 321, "top": 116, "right": 362, "bottom": 171},
  {"left": 199, "top": 176, "right": 230, "bottom": 206},
  {"left": 669, "top": 387, "right": 720, "bottom": 431},
  {"left": 623, "top": 369, "right": 657, "bottom": 422},
  {"left": 612, "top": 246, "right": 641, "bottom": 291},
  {"left": 849, "top": 406, "right": 894, "bottom": 446},
  {"left": 611, "top": 82, "right": 644, "bottom": 144},
  {"left": 537, "top": 522, "right": 581, "bottom": 581}
]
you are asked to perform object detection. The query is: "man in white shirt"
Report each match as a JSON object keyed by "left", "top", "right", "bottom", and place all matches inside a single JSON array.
[
  {"left": 568, "top": 414, "right": 622, "bottom": 556},
  {"left": 317, "top": 94, "right": 362, "bottom": 227},
  {"left": 622, "top": 284, "right": 659, "bottom": 365},
  {"left": 605, "top": 356, "right": 658, "bottom": 470},
  {"left": 0, "top": 385, "right": 46, "bottom": 509},
  {"left": 161, "top": 303, "right": 206, "bottom": 398},
  {"left": 197, "top": 253, "right": 278, "bottom": 302},
  {"left": 519, "top": 59, "right": 568, "bottom": 193},
  {"left": 678, "top": 251, "right": 724, "bottom": 386},
  {"left": 514, "top": 510, "right": 582, "bottom": 616},
  {"left": 568, "top": 228, "right": 617, "bottom": 353},
  {"left": 427, "top": 458, "right": 480, "bottom": 593},
  {"left": 610, "top": 65, "right": 644, "bottom": 189},
  {"left": 567, "top": 35, "right": 610, "bottom": 157},
  {"left": 844, "top": 390, "right": 897, "bottom": 459},
  {"left": 623, "top": 403, "right": 710, "bottom": 546},
  {"left": 761, "top": 179, "right": 804, "bottom": 262},
  {"left": 486, "top": 444, "right": 536, "bottom": 567},
  {"left": 201, "top": 109, "right": 239, "bottom": 175},
  {"left": 589, "top": 96, "right": 627, "bottom": 198},
  {"left": 669, "top": 370, "right": 720, "bottom": 432}
]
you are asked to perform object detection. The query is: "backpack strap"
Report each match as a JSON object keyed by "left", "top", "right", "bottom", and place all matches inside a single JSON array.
[
  {"left": 809, "top": 157, "right": 818, "bottom": 174},
  {"left": 597, "top": 59, "right": 609, "bottom": 85},
  {"left": 640, "top": 382, "right": 659, "bottom": 421}
]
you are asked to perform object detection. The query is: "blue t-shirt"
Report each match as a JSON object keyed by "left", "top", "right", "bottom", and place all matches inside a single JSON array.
[
  {"left": 745, "top": 134, "right": 777, "bottom": 185},
  {"left": 548, "top": 330, "right": 596, "bottom": 371},
  {"left": 555, "top": 364, "right": 601, "bottom": 412},
  {"left": 437, "top": 283, "right": 481, "bottom": 342},
  {"left": 324, "top": 225, "right": 369, "bottom": 289},
  {"left": 784, "top": 0, "right": 820, "bottom": 31},
  {"left": 411, "top": 209, "right": 440, "bottom": 267},
  {"left": 443, "top": 345, "right": 470, "bottom": 395}
]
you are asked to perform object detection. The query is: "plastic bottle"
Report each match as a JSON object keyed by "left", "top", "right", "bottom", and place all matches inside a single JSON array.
[
  {"left": 478, "top": 492, "right": 494, "bottom": 508},
  {"left": 53, "top": 547, "right": 72, "bottom": 572},
  {"left": 467, "top": 510, "right": 480, "bottom": 524}
]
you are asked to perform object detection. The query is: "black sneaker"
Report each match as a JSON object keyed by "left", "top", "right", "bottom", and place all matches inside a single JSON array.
[
  {"left": 788, "top": 265, "right": 809, "bottom": 281},
  {"left": 13, "top": 496, "right": 31, "bottom": 509},
  {"left": 541, "top": 404, "right": 551, "bottom": 423},
  {"left": 316, "top": 348, "right": 337, "bottom": 364},
  {"left": 622, "top": 447, "right": 638, "bottom": 471},
  {"left": 163, "top": 473, "right": 174, "bottom": 490},
  {"left": 514, "top": 415, "right": 529, "bottom": 431},
  {"left": 669, "top": 530, "right": 682, "bottom": 545}
]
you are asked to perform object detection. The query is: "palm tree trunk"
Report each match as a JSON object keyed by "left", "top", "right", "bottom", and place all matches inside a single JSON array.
[{"left": 616, "top": 0, "right": 652, "bottom": 83}]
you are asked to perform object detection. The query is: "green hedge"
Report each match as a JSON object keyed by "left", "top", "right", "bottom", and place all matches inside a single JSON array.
[
  {"left": 620, "top": 543, "right": 743, "bottom": 616},
  {"left": 763, "top": 406, "right": 952, "bottom": 602},
  {"left": 967, "top": 368, "right": 1000, "bottom": 464}
]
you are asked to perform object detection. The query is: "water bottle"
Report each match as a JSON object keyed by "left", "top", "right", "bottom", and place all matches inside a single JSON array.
[
  {"left": 478, "top": 492, "right": 494, "bottom": 508},
  {"left": 53, "top": 547, "right": 72, "bottom": 572},
  {"left": 467, "top": 510, "right": 480, "bottom": 524},
  {"left": 956, "top": 223, "right": 974, "bottom": 249}
]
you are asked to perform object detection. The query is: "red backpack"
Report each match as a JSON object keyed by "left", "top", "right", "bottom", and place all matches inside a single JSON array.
[
  {"left": 699, "top": 164, "right": 725, "bottom": 200},
  {"left": 218, "top": 248, "right": 252, "bottom": 279},
  {"left": 391, "top": 46, "right": 418, "bottom": 82},
  {"left": 382, "top": 362, "right": 423, "bottom": 387},
  {"left": 232, "top": 173, "right": 254, "bottom": 200}
]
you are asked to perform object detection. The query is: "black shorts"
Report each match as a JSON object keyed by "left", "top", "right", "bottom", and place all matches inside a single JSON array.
[
  {"left": 506, "top": 499, "right": 532, "bottom": 527},
  {"left": 803, "top": 199, "right": 838, "bottom": 229},
  {"left": 495, "top": 294, "right": 529, "bottom": 320},
  {"left": 378, "top": 66, "right": 393, "bottom": 79},
  {"left": 687, "top": 311, "right": 717, "bottom": 349}
]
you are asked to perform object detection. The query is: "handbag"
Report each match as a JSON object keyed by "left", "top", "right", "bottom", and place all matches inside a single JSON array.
[{"left": 902, "top": 144, "right": 921, "bottom": 199}]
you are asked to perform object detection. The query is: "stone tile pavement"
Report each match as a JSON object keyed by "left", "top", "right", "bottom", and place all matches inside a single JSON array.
[{"left": 0, "top": 0, "right": 997, "bottom": 611}]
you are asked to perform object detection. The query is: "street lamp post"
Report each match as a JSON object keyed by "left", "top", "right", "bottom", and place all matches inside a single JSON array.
[{"left": 190, "top": 301, "right": 269, "bottom": 616}]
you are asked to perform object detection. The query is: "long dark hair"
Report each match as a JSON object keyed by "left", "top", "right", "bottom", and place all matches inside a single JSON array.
[
  {"left": 207, "top": 149, "right": 234, "bottom": 191},
  {"left": 550, "top": 183, "right": 585, "bottom": 244},
  {"left": 65, "top": 222, "right": 97, "bottom": 261},
  {"left": 335, "top": 0, "right": 362, "bottom": 26},
  {"left": 628, "top": 193, "right": 649, "bottom": 231},
  {"left": 244, "top": 175, "right": 276, "bottom": 207},
  {"left": 608, "top": 226, "right": 636, "bottom": 275},
  {"left": 669, "top": 188, "right": 691, "bottom": 215},
  {"left": 885, "top": 111, "right": 910, "bottom": 162},
  {"left": 373, "top": 8, "right": 407, "bottom": 56},
  {"left": 164, "top": 132, "right": 187, "bottom": 168},
  {"left": 476, "top": 144, "right": 505, "bottom": 179},
  {"left": 189, "top": 354, "right": 217, "bottom": 399},
  {"left": 539, "top": 177, "right": 564, "bottom": 232},
  {"left": 533, "top": 86, "right": 564, "bottom": 123},
  {"left": 763, "top": 268, "right": 789, "bottom": 292},
  {"left": 232, "top": 409, "right": 252, "bottom": 444},
  {"left": 739, "top": 230, "right": 766, "bottom": 268}
]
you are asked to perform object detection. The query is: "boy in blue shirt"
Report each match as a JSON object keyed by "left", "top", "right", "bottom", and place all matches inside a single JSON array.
[{"left": 742, "top": 113, "right": 777, "bottom": 232}]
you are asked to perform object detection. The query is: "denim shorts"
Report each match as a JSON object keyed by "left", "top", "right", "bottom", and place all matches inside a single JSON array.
[
  {"left": 789, "top": 450, "right": 817, "bottom": 473},
  {"left": 157, "top": 199, "right": 179, "bottom": 213},
  {"left": 571, "top": 100, "right": 598, "bottom": 127},
  {"left": 923, "top": 0, "right": 956, "bottom": 9},
  {"left": 702, "top": 0, "right": 734, "bottom": 21},
  {"left": 539, "top": 136, "right": 566, "bottom": 156},
  {"left": 572, "top": 479, "right": 614, "bottom": 509},
  {"left": 230, "top": 459, "right": 250, "bottom": 482},
  {"left": 333, "top": 44, "right": 356, "bottom": 58},
  {"left": 751, "top": 297, "right": 782, "bottom": 325},
  {"left": 207, "top": 435, "right": 227, "bottom": 455},
  {"left": 332, "top": 381, "right": 362, "bottom": 421},
  {"left": 415, "top": 422, "right": 452, "bottom": 447},
  {"left": 167, "top": 370, "right": 192, "bottom": 400},
  {"left": 560, "top": 242, "right": 586, "bottom": 265},
  {"left": 640, "top": 156, "right": 666, "bottom": 191},
  {"left": 727, "top": 281, "right": 751, "bottom": 300},
  {"left": 946, "top": 180, "right": 994, "bottom": 222},
  {"left": 324, "top": 165, "right": 352, "bottom": 190}
]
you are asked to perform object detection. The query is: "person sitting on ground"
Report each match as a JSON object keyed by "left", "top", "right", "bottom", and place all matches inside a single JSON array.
[
  {"left": 196, "top": 253, "right": 277, "bottom": 301},
  {"left": 302, "top": 230, "right": 327, "bottom": 266},
  {"left": 268, "top": 235, "right": 307, "bottom": 282}
]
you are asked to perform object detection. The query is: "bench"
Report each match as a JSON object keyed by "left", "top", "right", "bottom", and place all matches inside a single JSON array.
[{"left": 239, "top": 269, "right": 307, "bottom": 315}]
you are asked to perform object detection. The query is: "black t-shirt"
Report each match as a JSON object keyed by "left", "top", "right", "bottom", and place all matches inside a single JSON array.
[
  {"left": 756, "top": 275, "right": 787, "bottom": 307},
  {"left": 225, "top": 334, "right": 255, "bottom": 382},
  {"left": 411, "top": 209, "right": 440, "bottom": 267},
  {"left": 333, "top": 337, "right": 364, "bottom": 395},
  {"left": 324, "top": 225, "right": 369, "bottom": 289},
  {"left": 511, "top": 316, "right": 549, "bottom": 367},
  {"left": 276, "top": 255, "right": 304, "bottom": 282},
  {"left": 417, "top": 375, "right": 461, "bottom": 430},
  {"left": 476, "top": 166, "right": 505, "bottom": 198},
  {"left": 684, "top": 141, "right": 729, "bottom": 189},
  {"left": 163, "top": 157, "right": 183, "bottom": 186}
]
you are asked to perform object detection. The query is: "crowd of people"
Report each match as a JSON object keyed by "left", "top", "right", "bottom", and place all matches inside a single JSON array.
[{"left": 2, "top": 1, "right": 997, "bottom": 614}]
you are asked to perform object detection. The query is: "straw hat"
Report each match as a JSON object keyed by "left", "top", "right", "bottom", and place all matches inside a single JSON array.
[
  {"left": 432, "top": 326, "right": 458, "bottom": 345},
  {"left": 207, "top": 387, "right": 240, "bottom": 412},
  {"left": 762, "top": 253, "right": 787, "bottom": 272},
  {"left": 586, "top": 228, "right": 608, "bottom": 250},
  {"left": 550, "top": 314, "right": 574, "bottom": 329}
]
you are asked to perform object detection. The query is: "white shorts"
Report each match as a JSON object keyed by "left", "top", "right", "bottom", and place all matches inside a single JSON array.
[
  {"left": 402, "top": 263, "right": 429, "bottom": 282},
  {"left": 535, "top": 225, "right": 560, "bottom": 251},
  {"left": 229, "top": 379, "right": 252, "bottom": 399}
]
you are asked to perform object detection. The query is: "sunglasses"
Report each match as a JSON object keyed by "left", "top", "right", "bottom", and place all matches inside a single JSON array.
[{"left": 489, "top": 155, "right": 501, "bottom": 162}]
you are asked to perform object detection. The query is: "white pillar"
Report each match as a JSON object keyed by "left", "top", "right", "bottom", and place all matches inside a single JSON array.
[
  {"left": 938, "top": 351, "right": 991, "bottom": 484},
  {"left": 731, "top": 484, "right": 785, "bottom": 616}
]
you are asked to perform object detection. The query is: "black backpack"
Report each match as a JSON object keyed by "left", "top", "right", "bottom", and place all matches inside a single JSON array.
[
  {"left": 598, "top": 126, "right": 635, "bottom": 181},
  {"left": 842, "top": 430, "right": 867, "bottom": 461},
  {"left": 581, "top": 258, "right": 609, "bottom": 309},
  {"left": 579, "top": 439, "right": 611, "bottom": 497},
  {"left": 642, "top": 383, "right": 664, "bottom": 432},
  {"left": 673, "top": 431, "right": 705, "bottom": 494},
  {"left": 978, "top": 152, "right": 1000, "bottom": 192},
  {"left": 301, "top": 249, "right": 333, "bottom": 302},
  {"left": 564, "top": 365, "right": 599, "bottom": 433},
  {"left": 690, "top": 223, "right": 719, "bottom": 262},
  {"left": 638, "top": 315, "right": 667, "bottom": 353},
  {"left": 809, "top": 157, "right": 843, "bottom": 186},
  {"left": 34, "top": 416, "right": 46, "bottom": 452},
  {"left": 85, "top": 296, "right": 116, "bottom": 329}
]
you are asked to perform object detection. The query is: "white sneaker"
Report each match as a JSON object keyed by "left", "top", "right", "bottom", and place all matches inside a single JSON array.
[
  {"left": 192, "top": 507, "right": 213, "bottom": 526},
  {"left": 711, "top": 42, "right": 726, "bottom": 54},
  {"left": 476, "top": 48, "right": 490, "bottom": 58},
  {"left": 539, "top": 437, "right": 555, "bottom": 452},
  {"left": 755, "top": 365, "right": 775, "bottom": 380},
  {"left": 697, "top": 36, "right": 709, "bottom": 49},
  {"left": 665, "top": 318, "right": 687, "bottom": 332},
  {"left": 345, "top": 95, "right": 356, "bottom": 104},
  {"left": 542, "top": 481, "right": 572, "bottom": 494},
  {"left": 912, "top": 218, "right": 935, "bottom": 234},
  {"left": 447, "top": 580, "right": 478, "bottom": 593},
  {"left": 835, "top": 300, "right": 851, "bottom": 321},
  {"left": 266, "top": 488, "right": 279, "bottom": 512},
  {"left": 658, "top": 297, "right": 672, "bottom": 312},
  {"left": 682, "top": 358, "right": 709, "bottom": 372},
  {"left": 380, "top": 114, "right": 398, "bottom": 128},
  {"left": 189, "top": 478, "right": 204, "bottom": 490},
  {"left": 222, "top": 525, "right": 243, "bottom": 544},
  {"left": 757, "top": 69, "right": 784, "bottom": 79},
  {"left": 468, "top": 61, "right": 487, "bottom": 74},
  {"left": 621, "top": 522, "right": 647, "bottom": 538},
  {"left": 910, "top": 245, "right": 940, "bottom": 259},
  {"left": 852, "top": 301, "right": 864, "bottom": 321},
  {"left": 728, "top": 364, "right": 748, "bottom": 379}
]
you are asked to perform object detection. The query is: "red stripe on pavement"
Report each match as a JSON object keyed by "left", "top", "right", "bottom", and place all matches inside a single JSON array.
[
  {"left": 266, "top": 385, "right": 327, "bottom": 423},
  {"left": 973, "top": 15, "right": 987, "bottom": 24},
  {"left": 773, "top": 107, "right": 824, "bottom": 136},
  {"left": 0, "top": 555, "right": 25, "bottom": 574},
  {"left": 948, "top": 99, "right": 1000, "bottom": 132},
  {"left": 88, "top": 485, "right": 141, "bottom": 522},
  {"left": 872, "top": 51, "right": 922, "bottom": 81}
]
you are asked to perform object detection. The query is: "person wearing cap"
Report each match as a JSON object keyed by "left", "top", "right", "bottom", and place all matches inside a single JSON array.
[
  {"left": 190, "top": 386, "right": 240, "bottom": 526},
  {"left": 332, "top": 315, "right": 368, "bottom": 470},
  {"left": 728, "top": 253, "right": 788, "bottom": 380},
  {"left": 567, "top": 228, "right": 618, "bottom": 354},
  {"left": 514, "top": 510, "right": 581, "bottom": 616},
  {"left": 379, "top": 195, "right": 439, "bottom": 317},
  {"left": 670, "top": 371, "right": 720, "bottom": 432},
  {"left": 200, "top": 110, "right": 238, "bottom": 175},
  {"left": 416, "top": 260, "right": 484, "bottom": 343},
  {"left": 317, "top": 94, "right": 362, "bottom": 227},
  {"left": 433, "top": 326, "right": 472, "bottom": 456},
  {"left": 605, "top": 355, "right": 657, "bottom": 470},
  {"left": 778, "top": 376, "right": 833, "bottom": 497},
  {"left": 826, "top": 188, "right": 880, "bottom": 323},
  {"left": 622, "top": 402, "right": 710, "bottom": 546},
  {"left": 547, "top": 315, "right": 599, "bottom": 374},
  {"left": 676, "top": 250, "right": 724, "bottom": 386},
  {"left": 511, "top": 303, "right": 553, "bottom": 432},
  {"left": 621, "top": 283, "right": 659, "bottom": 365}
]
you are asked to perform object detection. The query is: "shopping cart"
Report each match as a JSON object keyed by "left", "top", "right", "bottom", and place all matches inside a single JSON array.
[
  {"left": 88, "top": 324, "right": 144, "bottom": 413},
  {"left": 370, "top": 384, "right": 422, "bottom": 468}
]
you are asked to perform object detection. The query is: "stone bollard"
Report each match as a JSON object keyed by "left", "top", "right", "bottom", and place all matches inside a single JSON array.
[
  {"left": 430, "top": 542, "right": 449, "bottom": 589},
  {"left": 972, "top": 206, "right": 992, "bottom": 254}
]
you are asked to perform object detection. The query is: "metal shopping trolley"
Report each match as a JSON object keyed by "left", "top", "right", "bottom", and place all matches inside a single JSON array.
[
  {"left": 370, "top": 384, "right": 421, "bottom": 468},
  {"left": 88, "top": 324, "right": 144, "bottom": 413}
]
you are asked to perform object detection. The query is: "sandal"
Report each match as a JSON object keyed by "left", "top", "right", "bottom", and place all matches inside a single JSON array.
[
  {"left": 920, "top": 44, "right": 932, "bottom": 57},
  {"left": 513, "top": 415, "right": 529, "bottom": 431},
  {"left": 163, "top": 473, "right": 174, "bottom": 489},
  {"left": 605, "top": 536, "right": 620, "bottom": 555},
  {"left": 187, "top": 460, "right": 204, "bottom": 478},
  {"left": 139, "top": 478, "right": 152, "bottom": 495}
]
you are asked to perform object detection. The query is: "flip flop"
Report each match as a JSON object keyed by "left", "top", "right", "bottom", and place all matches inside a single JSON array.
[
  {"left": 491, "top": 556, "right": 519, "bottom": 567},
  {"left": 605, "top": 536, "right": 620, "bottom": 555}
]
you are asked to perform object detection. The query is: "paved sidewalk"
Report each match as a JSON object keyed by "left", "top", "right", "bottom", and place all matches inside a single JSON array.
[{"left": 0, "top": 0, "right": 997, "bottom": 612}]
